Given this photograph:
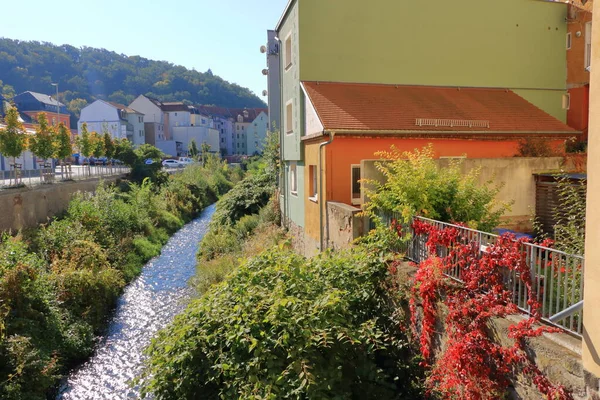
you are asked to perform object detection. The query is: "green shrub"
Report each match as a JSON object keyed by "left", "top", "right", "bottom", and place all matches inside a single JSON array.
[
  {"left": 211, "top": 173, "right": 274, "bottom": 226},
  {"left": 142, "top": 248, "right": 422, "bottom": 399},
  {"left": 198, "top": 226, "right": 240, "bottom": 261},
  {"left": 133, "top": 236, "right": 162, "bottom": 261},
  {"left": 234, "top": 214, "right": 260, "bottom": 239},
  {"left": 364, "top": 144, "right": 510, "bottom": 232},
  {"left": 258, "top": 195, "right": 282, "bottom": 225}
]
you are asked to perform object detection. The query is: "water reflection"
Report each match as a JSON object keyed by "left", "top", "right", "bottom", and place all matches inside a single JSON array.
[{"left": 57, "top": 204, "right": 215, "bottom": 400}]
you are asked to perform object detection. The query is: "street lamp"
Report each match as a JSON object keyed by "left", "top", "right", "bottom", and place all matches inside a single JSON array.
[{"left": 51, "top": 83, "right": 59, "bottom": 126}]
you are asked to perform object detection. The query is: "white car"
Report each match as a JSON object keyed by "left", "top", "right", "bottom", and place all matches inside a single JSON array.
[
  {"left": 162, "top": 159, "right": 181, "bottom": 168},
  {"left": 178, "top": 157, "right": 194, "bottom": 165}
]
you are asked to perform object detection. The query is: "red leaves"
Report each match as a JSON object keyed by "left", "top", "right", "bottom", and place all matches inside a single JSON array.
[{"left": 409, "top": 222, "right": 573, "bottom": 400}]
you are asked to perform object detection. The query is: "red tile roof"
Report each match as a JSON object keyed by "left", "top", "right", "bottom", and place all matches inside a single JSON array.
[{"left": 303, "top": 82, "right": 578, "bottom": 135}]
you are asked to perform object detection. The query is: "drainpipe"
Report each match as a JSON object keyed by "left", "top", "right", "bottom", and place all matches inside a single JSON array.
[{"left": 318, "top": 131, "right": 334, "bottom": 251}]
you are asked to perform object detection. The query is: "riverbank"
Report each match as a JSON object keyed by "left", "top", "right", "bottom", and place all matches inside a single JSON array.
[{"left": 0, "top": 161, "right": 236, "bottom": 400}]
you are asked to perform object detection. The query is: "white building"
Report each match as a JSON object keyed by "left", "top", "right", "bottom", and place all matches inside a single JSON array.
[
  {"left": 246, "top": 111, "right": 269, "bottom": 155},
  {"left": 78, "top": 100, "right": 145, "bottom": 146}
]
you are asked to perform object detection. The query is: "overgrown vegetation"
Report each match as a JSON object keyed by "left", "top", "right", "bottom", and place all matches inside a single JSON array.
[
  {"left": 363, "top": 145, "right": 510, "bottom": 232},
  {"left": 141, "top": 131, "right": 424, "bottom": 399},
  {"left": 0, "top": 159, "right": 234, "bottom": 399},
  {"left": 142, "top": 223, "right": 423, "bottom": 400}
]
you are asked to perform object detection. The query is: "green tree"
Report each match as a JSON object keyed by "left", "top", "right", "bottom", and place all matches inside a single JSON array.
[
  {"left": 0, "top": 105, "right": 27, "bottom": 184},
  {"left": 188, "top": 139, "right": 199, "bottom": 158},
  {"left": 77, "top": 123, "right": 94, "bottom": 175},
  {"left": 55, "top": 123, "right": 73, "bottom": 179},
  {"left": 91, "top": 132, "right": 104, "bottom": 159},
  {"left": 67, "top": 98, "right": 88, "bottom": 119},
  {"left": 201, "top": 142, "right": 211, "bottom": 166},
  {"left": 103, "top": 132, "right": 115, "bottom": 168},
  {"left": 28, "top": 112, "right": 56, "bottom": 164}
]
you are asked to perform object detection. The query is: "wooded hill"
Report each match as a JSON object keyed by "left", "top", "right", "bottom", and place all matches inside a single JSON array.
[{"left": 0, "top": 38, "right": 266, "bottom": 120}]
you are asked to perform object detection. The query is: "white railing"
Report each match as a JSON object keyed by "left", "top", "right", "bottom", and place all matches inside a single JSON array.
[{"left": 0, "top": 164, "right": 130, "bottom": 189}]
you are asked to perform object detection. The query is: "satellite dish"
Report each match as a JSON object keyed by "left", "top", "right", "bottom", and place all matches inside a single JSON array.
[
  {"left": 262, "top": 69, "right": 268, "bottom": 76},
  {"left": 260, "top": 45, "right": 267, "bottom": 53},
  {"left": 262, "top": 90, "right": 268, "bottom": 97}
]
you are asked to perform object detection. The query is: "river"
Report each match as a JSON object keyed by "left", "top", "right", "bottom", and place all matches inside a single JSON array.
[{"left": 56, "top": 204, "right": 215, "bottom": 399}]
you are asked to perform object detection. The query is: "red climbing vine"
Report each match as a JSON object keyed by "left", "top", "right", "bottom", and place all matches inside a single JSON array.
[{"left": 407, "top": 219, "right": 572, "bottom": 400}]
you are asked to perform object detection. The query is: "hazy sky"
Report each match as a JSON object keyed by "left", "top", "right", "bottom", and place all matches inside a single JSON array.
[{"left": 1, "top": 0, "right": 289, "bottom": 100}]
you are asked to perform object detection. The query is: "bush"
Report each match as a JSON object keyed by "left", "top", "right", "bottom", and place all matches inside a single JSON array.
[
  {"left": 211, "top": 173, "right": 273, "bottom": 226},
  {"left": 364, "top": 144, "right": 510, "bottom": 232},
  {"left": 142, "top": 248, "right": 422, "bottom": 399},
  {"left": 197, "top": 226, "right": 240, "bottom": 261},
  {"left": 233, "top": 214, "right": 260, "bottom": 239}
]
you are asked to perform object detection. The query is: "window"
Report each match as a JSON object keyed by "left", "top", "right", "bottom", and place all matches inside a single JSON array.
[
  {"left": 175, "top": 112, "right": 178, "bottom": 116},
  {"left": 237, "top": 125, "right": 240, "bottom": 131},
  {"left": 285, "top": 34, "right": 292, "bottom": 70},
  {"left": 566, "top": 32, "right": 572, "bottom": 50},
  {"left": 290, "top": 162, "right": 297, "bottom": 194},
  {"left": 308, "top": 165, "right": 318, "bottom": 201},
  {"left": 351, "top": 165, "right": 361, "bottom": 204},
  {"left": 242, "top": 126, "right": 244, "bottom": 131},
  {"left": 285, "top": 101, "right": 293, "bottom": 134},
  {"left": 563, "top": 93, "right": 571, "bottom": 110},
  {"left": 221, "top": 129, "right": 224, "bottom": 133},
  {"left": 585, "top": 22, "right": 592, "bottom": 70}
]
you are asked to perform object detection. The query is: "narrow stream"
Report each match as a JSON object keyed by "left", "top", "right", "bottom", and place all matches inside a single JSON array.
[{"left": 56, "top": 204, "right": 215, "bottom": 400}]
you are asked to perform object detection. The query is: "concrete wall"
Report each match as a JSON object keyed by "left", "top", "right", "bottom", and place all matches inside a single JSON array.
[
  {"left": 0, "top": 176, "right": 122, "bottom": 232},
  {"left": 298, "top": 0, "right": 568, "bottom": 121},
  {"left": 267, "top": 29, "right": 282, "bottom": 136},
  {"left": 327, "top": 202, "right": 365, "bottom": 251},
  {"left": 171, "top": 126, "right": 219, "bottom": 154}
]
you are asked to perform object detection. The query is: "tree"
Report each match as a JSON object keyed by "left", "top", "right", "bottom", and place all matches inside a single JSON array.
[
  {"left": 188, "top": 139, "right": 199, "bottom": 158},
  {"left": 28, "top": 112, "right": 56, "bottom": 162},
  {"left": 201, "top": 142, "right": 211, "bottom": 166},
  {"left": 77, "top": 123, "right": 94, "bottom": 175},
  {"left": 91, "top": 132, "right": 104, "bottom": 159},
  {"left": 55, "top": 123, "right": 73, "bottom": 179},
  {"left": 103, "top": 132, "right": 115, "bottom": 168},
  {"left": 0, "top": 105, "right": 27, "bottom": 184}
]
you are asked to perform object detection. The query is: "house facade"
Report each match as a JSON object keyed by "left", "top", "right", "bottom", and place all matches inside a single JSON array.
[
  {"left": 272, "top": 0, "right": 578, "bottom": 254},
  {"left": 246, "top": 111, "right": 269, "bottom": 155},
  {"left": 14, "top": 91, "right": 70, "bottom": 127},
  {"left": 78, "top": 100, "right": 145, "bottom": 146}
]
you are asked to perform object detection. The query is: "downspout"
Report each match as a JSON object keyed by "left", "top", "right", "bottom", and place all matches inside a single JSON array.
[{"left": 318, "top": 131, "right": 334, "bottom": 251}]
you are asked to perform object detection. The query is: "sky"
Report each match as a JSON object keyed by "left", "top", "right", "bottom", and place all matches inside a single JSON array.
[{"left": 0, "top": 0, "right": 289, "bottom": 100}]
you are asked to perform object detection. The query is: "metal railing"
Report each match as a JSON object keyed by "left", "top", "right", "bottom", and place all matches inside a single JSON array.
[
  {"left": 0, "top": 165, "right": 130, "bottom": 190},
  {"left": 402, "top": 216, "right": 585, "bottom": 337}
]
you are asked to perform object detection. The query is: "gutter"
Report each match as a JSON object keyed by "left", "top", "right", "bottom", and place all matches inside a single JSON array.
[{"left": 318, "top": 131, "right": 334, "bottom": 251}]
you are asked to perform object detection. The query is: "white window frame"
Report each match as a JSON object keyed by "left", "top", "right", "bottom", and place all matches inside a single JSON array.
[
  {"left": 566, "top": 32, "right": 572, "bottom": 50},
  {"left": 284, "top": 33, "right": 292, "bottom": 71},
  {"left": 290, "top": 162, "right": 298, "bottom": 195},
  {"left": 285, "top": 100, "right": 293, "bottom": 135},
  {"left": 308, "top": 165, "right": 318, "bottom": 202},
  {"left": 585, "top": 22, "right": 592, "bottom": 70},
  {"left": 351, "top": 164, "right": 361, "bottom": 205},
  {"left": 563, "top": 93, "right": 571, "bottom": 110}
]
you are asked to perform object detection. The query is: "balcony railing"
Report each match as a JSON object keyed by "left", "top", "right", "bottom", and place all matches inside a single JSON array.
[{"left": 378, "top": 213, "right": 585, "bottom": 337}]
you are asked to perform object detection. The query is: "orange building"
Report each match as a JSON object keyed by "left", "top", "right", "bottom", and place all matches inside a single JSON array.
[
  {"left": 566, "top": 1, "right": 593, "bottom": 140},
  {"left": 22, "top": 111, "right": 71, "bottom": 127},
  {"left": 301, "top": 82, "right": 579, "bottom": 249}
]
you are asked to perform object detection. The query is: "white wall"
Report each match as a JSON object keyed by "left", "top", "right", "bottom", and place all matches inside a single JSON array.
[
  {"left": 78, "top": 100, "right": 124, "bottom": 139},
  {"left": 246, "top": 111, "right": 270, "bottom": 155},
  {"left": 156, "top": 140, "right": 177, "bottom": 157},
  {"left": 171, "top": 126, "right": 220, "bottom": 154},
  {"left": 129, "top": 95, "right": 164, "bottom": 124},
  {"left": 127, "top": 113, "right": 146, "bottom": 147},
  {"left": 167, "top": 111, "right": 191, "bottom": 129}
]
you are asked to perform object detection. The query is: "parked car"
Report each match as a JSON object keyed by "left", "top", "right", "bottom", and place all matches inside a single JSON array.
[
  {"left": 162, "top": 159, "right": 181, "bottom": 168},
  {"left": 178, "top": 157, "right": 194, "bottom": 166}
]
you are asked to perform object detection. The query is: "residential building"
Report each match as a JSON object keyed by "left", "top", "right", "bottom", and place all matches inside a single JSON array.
[
  {"left": 14, "top": 91, "right": 70, "bottom": 126},
  {"left": 78, "top": 100, "right": 145, "bottom": 146},
  {"left": 129, "top": 95, "right": 176, "bottom": 155},
  {"left": 565, "top": 0, "right": 593, "bottom": 142},
  {"left": 246, "top": 110, "right": 269, "bottom": 155},
  {"left": 272, "top": 0, "right": 579, "bottom": 255}
]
